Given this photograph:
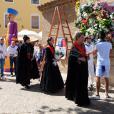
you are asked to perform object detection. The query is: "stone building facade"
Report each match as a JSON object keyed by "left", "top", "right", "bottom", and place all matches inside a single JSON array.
[
  {"left": 38, "top": 0, "right": 114, "bottom": 86},
  {"left": 38, "top": 0, "right": 76, "bottom": 43}
]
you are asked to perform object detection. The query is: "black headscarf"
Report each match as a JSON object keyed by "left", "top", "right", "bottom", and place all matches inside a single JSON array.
[
  {"left": 23, "top": 35, "right": 30, "bottom": 42},
  {"left": 47, "top": 37, "right": 53, "bottom": 46}
]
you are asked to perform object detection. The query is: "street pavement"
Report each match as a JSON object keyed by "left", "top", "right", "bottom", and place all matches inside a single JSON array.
[{"left": 0, "top": 73, "right": 114, "bottom": 114}]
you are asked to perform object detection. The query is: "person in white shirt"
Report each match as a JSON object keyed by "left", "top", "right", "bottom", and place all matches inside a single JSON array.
[
  {"left": 7, "top": 41, "right": 18, "bottom": 76},
  {"left": 0, "top": 37, "right": 7, "bottom": 80},
  {"left": 94, "top": 31, "right": 112, "bottom": 99},
  {"left": 85, "top": 36, "right": 95, "bottom": 90},
  {"left": 33, "top": 42, "right": 39, "bottom": 65}
]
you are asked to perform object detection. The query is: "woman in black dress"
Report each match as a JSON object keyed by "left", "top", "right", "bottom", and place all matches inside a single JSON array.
[
  {"left": 16, "top": 35, "right": 39, "bottom": 89},
  {"left": 65, "top": 32, "right": 90, "bottom": 106},
  {"left": 40, "top": 37, "right": 64, "bottom": 93}
]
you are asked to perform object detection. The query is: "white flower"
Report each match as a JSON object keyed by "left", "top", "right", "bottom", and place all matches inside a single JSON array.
[
  {"left": 86, "top": 28, "right": 95, "bottom": 35},
  {"left": 77, "top": 16, "right": 82, "bottom": 22},
  {"left": 83, "top": 12, "right": 88, "bottom": 18},
  {"left": 110, "top": 12, "right": 114, "bottom": 19},
  {"left": 102, "top": 19, "right": 106, "bottom": 21}
]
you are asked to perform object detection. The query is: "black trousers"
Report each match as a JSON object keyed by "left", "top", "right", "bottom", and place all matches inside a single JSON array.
[{"left": 10, "top": 56, "right": 17, "bottom": 75}]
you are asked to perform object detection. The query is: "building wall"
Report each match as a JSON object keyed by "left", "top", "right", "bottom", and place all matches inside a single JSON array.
[
  {"left": 110, "top": 51, "right": 114, "bottom": 86},
  {"left": 41, "top": 2, "right": 76, "bottom": 43},
  {"left": 0, "top": 0, "right": 42, "bottom": 36}
]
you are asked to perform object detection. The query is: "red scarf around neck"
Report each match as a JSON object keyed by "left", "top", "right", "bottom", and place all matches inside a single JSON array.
[
  {"left": 47, "top": 45, "right": 54, "bottom": 55},
  {"left": 74, "top": 41, "right": 86, "bottom": 57}
]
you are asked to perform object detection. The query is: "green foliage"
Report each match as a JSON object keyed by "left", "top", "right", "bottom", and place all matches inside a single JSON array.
[{"left": 75, "top": 2, "right": 113, "bottom": 37}]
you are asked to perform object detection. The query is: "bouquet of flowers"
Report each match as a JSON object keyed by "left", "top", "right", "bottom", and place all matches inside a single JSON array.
[{"left": 75, "top": 2, "right": 113, "bottom": 38}]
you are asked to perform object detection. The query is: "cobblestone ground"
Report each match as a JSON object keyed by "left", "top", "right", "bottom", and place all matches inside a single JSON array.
[{"left": 0, "top": 73, "right": 114, "bottom": 114}]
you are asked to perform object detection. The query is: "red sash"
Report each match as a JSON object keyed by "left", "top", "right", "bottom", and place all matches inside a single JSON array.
[
  {"left": 74, "top": 41, "right": 86, "bottom": 57},
  {"left": 47, "top": 45, "right": 54, "bottom": 55}
]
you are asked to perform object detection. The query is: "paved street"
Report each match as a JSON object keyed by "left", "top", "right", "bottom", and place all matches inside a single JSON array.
[{"left": 0, "top": 73, "right": 114, "bottom": 114}]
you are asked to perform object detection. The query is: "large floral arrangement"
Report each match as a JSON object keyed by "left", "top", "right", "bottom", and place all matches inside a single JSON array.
[{"left": 75, "top": 2, "right": 114, "bottom": 38}]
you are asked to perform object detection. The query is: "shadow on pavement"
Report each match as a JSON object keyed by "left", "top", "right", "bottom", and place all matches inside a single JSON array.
[
  {"left": 44, "top": 88, "right": 65, "bottom": 96},
  {"left": 21, "top": 84, "right": 42, "bottom": 93},
  {"left": 21, "top": 83, "right": 65, "bottom": 96},
  {"left": 99, "top": 88, "right": 114, "bottom": 94},
  {"left": 109, "top": 89, "right": 114, "bottom": 93},
  {"left": 0, "top": 76, "right": 16, "bottom": 83},
  {"left": 36, "top": 100, "right": 114, "bottom": 114},
  {"left": 6, "top": 78, "right": 16, "bottom": 83}
]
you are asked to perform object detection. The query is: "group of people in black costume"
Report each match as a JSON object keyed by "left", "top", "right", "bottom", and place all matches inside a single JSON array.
[
  {"left": 16, "top": 32, "right": 90, "bottom": 107},
  {"left": 16, "top": 36, "right": 64, "bottom": 92}
]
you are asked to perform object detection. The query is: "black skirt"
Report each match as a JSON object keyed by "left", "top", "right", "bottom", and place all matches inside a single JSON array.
[
  {"left": 31, "top": 58, "right": 40, "bottom": 79},
  {"left": 65, "top": 56, "right": 90, "bottom": 106},
  {"left": 40, "top": 61, "right": 64, "bottom": 93}
]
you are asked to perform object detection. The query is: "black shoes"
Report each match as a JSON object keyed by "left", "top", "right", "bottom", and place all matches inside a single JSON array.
[{"left": 25, "top": 85, "right": 30, "bottom": 89}]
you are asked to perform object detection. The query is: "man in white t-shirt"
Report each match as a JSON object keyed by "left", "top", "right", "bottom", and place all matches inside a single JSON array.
[
  {"left": 94, "top": 33, "right": 112, "bottom": 99},
  {"left": 85, "top": 36, "right": 95, "bottom": 90}
]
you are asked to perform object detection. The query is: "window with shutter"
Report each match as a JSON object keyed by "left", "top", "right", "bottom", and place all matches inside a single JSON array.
[
  {"left": 5, "top": 0, "right": 13, "bottom": 2},
  {"left": 4, "top": 14, "right": 9, "bottom": 28},
  {"left": 31, "top": 16, "right": 39, "bottom": 29},
  {"left": 31, "top": 0, "right": 39, "bottom": 4}
]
